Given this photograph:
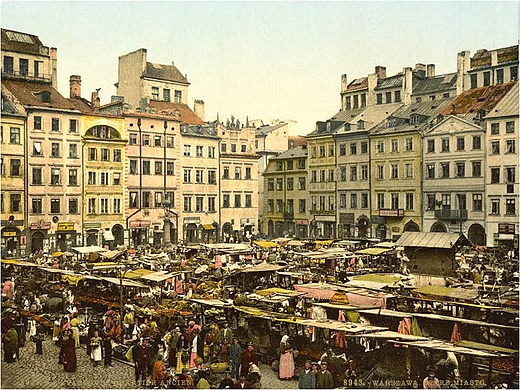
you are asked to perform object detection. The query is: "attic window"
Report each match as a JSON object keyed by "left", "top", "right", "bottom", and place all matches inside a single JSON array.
[
  {"left": 357, "top": 120, "right": 365, "bottom": 130},
  {"left": 437, "top": 114, "right": 444, "bottom": 124},
  {"left": 35, "top": 91, "right": 51, "bottom": 103},
  {"left": 410, "top": 115, "right": 419, "bottom": 125},
  {"left": 344, "top": 123, "right": 351, "bottom": 131}
]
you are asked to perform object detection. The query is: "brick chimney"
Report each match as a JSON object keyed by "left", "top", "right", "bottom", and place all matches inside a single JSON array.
[
  {"left": 375, "top": 66, "right": 386, "bottom": 79},
  {"left": 193, "top": 99, "right": 205, "bottom": 121},
  {"left": 69, "top": 75, "right": 81, "bottom": 98},
  {"left": 427, "top": 64, "right": 435, "bottom": 78},
  {"left": 415, "top": 63, "right": 426, "bottom": 78},
  {"left": 402, "top": 67, "right": 413, "bottom": 105},
  {"left": 91, "top": 90, "right": 100, "bottom": 108},
  {"left": 50, "top": 47, "right": 58, "bottom": 89}
]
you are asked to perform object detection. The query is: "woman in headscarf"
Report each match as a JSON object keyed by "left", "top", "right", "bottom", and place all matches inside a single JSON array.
[
  {"left": 151, "top": 354, "right": 170, "bottom": 386},
  {"left": 60, "top": 330, "right": 77, "bottom": 372},
  {"left": 2, "top": 325, "right": 18, "bottom": 362},
  {"left": 70, "top": 314, "right": 81, "bottom": 348},
  {"left": 278, "top": 335, "right": 295, "bottom": 379},
  {"left": 190, "top": 326, "right": 204, "bottom": 368},
  {"left": 240, "top": 342, "right": 259, "bottom": 378},
  {"left": 176, "top": 333, "right": 190, "bottom": 374}
]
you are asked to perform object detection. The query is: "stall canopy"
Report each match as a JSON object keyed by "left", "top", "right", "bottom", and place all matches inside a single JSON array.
[
  {"left": 72, "top": 246, "right": 107, "bottom": 254},
  {"left": 356, "top": 247, "right": 392, "bottom": 255},
  {"left": 140, "top": 271, "right": 179, "bottom": 282},
  {"left": 189, "top": 298, "right": 233, "bottom": 307},
  {"left": 390, "top": 339, "right": 512, "bottom": 357},
  {"left": 100, "top": 276, "right": 149, "bottom": 289},
  {"left": 253, "top": 241, "right": 280, "bottom": 249},
  {"left": 124, "top": 268, "right": 156, "bottom": 279},
  {"left": 202, "top": 224, "right": 215, "bottom": 230},
  {"left": 239, "top": 263, "right": 286, "bottom": 273},
  {"left": 101, "top": 250, "right": 124, "bottom": 260},
  {"left": 103, "top": 231, "right": 115, "bottom": 241},
  {"left": 396, "top": 232, "right": 471, "bottom": 249}
]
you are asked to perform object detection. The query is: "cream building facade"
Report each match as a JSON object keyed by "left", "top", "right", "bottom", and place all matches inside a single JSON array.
[
  {"left": 218, "top": 120, "right": 259, "bottom": 241},
  {"left": 1, "top": 96, "right": 26, "bottom": 257}
]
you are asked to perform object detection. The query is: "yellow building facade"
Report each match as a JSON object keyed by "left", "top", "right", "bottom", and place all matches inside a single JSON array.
[{"left": 81, "top": 114, "right": 127, "bottom": 247}]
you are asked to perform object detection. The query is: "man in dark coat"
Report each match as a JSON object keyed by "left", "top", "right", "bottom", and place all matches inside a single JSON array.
[
  {"left": 133, "top": 337, "right": 151, "bottom": 386},
  {"left": 230, "top": 338, "right": 241, "bottom": 380},
  {"left": 299, "top": 360, "right": 316, "bottom": 389},
  {"left": 316, "top": 362, "right": 334, "bottom": 389},
  {"left": 240, "top": 343, "right": 259, "bottom": 378}
]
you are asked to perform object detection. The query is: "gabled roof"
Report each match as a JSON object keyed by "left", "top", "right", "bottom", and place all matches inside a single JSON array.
[
  {"left": 340, "top": 103, "right": 403, "bottom": 126},
  {"left": 288, "top": 136, "right": 307, "bottom": 147},
  {"left": 1, "top": 94, "right": 24, "bottom": 116},
  {"left": 412, "top": 73, "right": 457, "bottom": 95},
  {"left": 396, "top": 232, "right": 470, "bottom": 249},
  {"left": 256, "top": 122, "right": 287, "bottom": 136},
  {"left": 424, "top": 115, "right": 483, "bottom": 136},
  {"left": 271, "top": 145, "right": 307, "bottom": 160},
  {"left": 441, "top": 82, "right": 515, "bottom": 116},
  {"left": 306, "top": 120, "right": 345, "bottom": 137},
  {"left": 142, "top": 62, "right": 189, "bottom": 85},
  {"left": 180, "top": 123, "right": 219, "bottom": 139},
  {"left": 148, "top": 100, "right": 203, "bottom": 124},
  {"left": 330, "top": 107, "right": 366, "bottom": 122},
  {"left": 374, "top": 73, "right": 404, "bottom": 90},
  {"left": 2, "top": 80, "right": 77, "bottom": 111},
  {"left": 1, "top": 28, "right": 48, "bottom": 56},
  {"left": 485, "top": 82, "right": 519, "bottom": 119}
]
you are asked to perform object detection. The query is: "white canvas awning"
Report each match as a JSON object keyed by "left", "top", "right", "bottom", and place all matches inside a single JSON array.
[
  {"left": 104, "top": 231, "right": 115, "bottom": 241},
  {"left": 72, "top": 246, "right": 107, "bottom": 254}
]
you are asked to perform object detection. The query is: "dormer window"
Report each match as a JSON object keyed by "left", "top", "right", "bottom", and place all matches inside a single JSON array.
[
  {"left": 357, "top": 120, "right": 365, "bottom": 130},
  {"left": 437, "top": 114, "right": 444, "bottom": 124},
  {"left": 344, "top": 123, "right": 351, "bottom": 132},
  {"left": 326, "top": 121, "right": 331, "bottom": 132},
  {"left": 35, "top": 91, "right": 51, "bottom": 103},
  {"left": 410, "top": 114, "right": 419, "bottom": 125}
]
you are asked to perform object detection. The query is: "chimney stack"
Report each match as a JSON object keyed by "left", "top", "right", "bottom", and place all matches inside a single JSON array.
[
  {"left": 193, "top": 99, "right": 205, "bottom": 121},
  {"left": 427, "top": 64, "right": 435, "bottom": 78},
  {"left": 50, "top": 47, "right": 58, "bottom": 89},
  {"left": 490, "top": 50, "right": 498, "bottom": 67},
  {"left": 375, "top": 66, "right": 386, "bottom": 79},
  {"left": 402, "top": 67, "right": 413, "bottom": 105},
  {"left": 91, "top": 90, "right": 100, "bottom": 108},
  {"left": 69, "top": 75, "right": 82, "bottom": 98},
  {"left": 341, "top": 74, "right": 348, "bottom": 92},
  {"left": 415, "top": 63, "right": 426, "bottom": 78},
  {"left": 457, "top": 50, "right": 471, "bottom": 94}
]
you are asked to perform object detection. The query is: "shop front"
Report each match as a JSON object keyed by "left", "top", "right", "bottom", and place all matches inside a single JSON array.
[
  {"left": 339, "top": 213, "right": 355, "bottom": 239},
  {"left": 129, "top": 220, "right": 151, "bottom": 246},
  {"left": 201, "top": 223, "right": 217, "bottom": 243},
  {"left": 56, "top": 222, "right": 77, "bottom": 251},
  {"left": 314, "top": 215, "right": 336, "bottom": 239},
  {"left": 295, "top": 219, "right": 308, "bottom": 238},
  {"left": 29, "top": 220, "right": 51, "bottom": 254},
  {"left": 84, "top": 222, "right": 102, "bottom": 246},
  {"left": 494, "top": 223, "right": 519, "bottom": 250},
  {"left": 240, "top": 218, "right": 255, "bottom": 241},
  {"left": 1, "top": 227, "right": 20, "bottom": 258}
]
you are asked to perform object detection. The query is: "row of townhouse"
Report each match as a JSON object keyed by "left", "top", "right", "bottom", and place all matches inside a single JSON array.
[
  {"left": 1, "top": 29, "right": 259, "bottom": 257},
  {"left": 263, "top": 45, "right": 518, "bottom": 249}
]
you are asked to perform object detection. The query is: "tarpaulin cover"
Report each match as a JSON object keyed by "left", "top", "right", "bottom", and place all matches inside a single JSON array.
[{"left": 61, "top": 274, "right": 84, "bottom": 286}]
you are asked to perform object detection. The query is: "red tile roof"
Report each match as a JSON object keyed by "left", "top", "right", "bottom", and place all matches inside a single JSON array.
[
  {"left": 2, "top": 80, "right": 77, "bottom": 110},
  {"left": 148, "top": 101, "right": 203, "bottom": 125},
  {"left": 441, "top": 82, "right": 516, "bottom": 115}
]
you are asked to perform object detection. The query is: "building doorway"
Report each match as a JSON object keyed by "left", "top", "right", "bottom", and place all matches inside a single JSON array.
[
  {"left": 112, "top": 224, "right": 124, "bottom": 246},
  {"left": 430, "top": 222, "right": 447, "bottom": 232},
  {"left": 31, "top": 231, "right": 45, "bottom": 254},
  {"left": 468, "top": 224, "right": 486, "bottom": 246},
  {"left": 404, "top": 221, "right": 420, "bottom": 232}
]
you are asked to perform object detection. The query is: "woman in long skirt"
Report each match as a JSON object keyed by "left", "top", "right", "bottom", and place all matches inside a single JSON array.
[
  {"left": 176, "top": 334, "right": 190, "bottom": 374},
  {"left": 278, "top": 335, "right": 295, "bottom": 379},
  {"left": 90, "top": 331, "right": 102, "bottom": 366},
  {"left": 61, "top": 331, "right": 77, "bottom": 372}
]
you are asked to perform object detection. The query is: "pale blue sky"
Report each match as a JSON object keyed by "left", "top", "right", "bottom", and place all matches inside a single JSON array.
[{"left": 2, "top": 1, "right": 518, "bottom": 133}]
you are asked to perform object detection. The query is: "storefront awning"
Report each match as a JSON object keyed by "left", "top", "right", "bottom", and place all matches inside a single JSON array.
[
  {"left": 104, "top": 231, "right": 115, "bottom": 241},
  {"left": 253, "top": 240, "right": 280, "bottom": 248},
  {"left": 202, "top": 224, "right": 215, "bottom": 230}
]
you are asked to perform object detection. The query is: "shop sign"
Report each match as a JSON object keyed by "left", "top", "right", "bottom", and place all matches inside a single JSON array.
[
  {"left": 183, "top": 217, "right": 200, "bottom": 223},
  {"left": 1, "top": 219, "right": 23, "bottom": 226},
  {"left": 2, "top": 231, "right": 16, "bottom": 237},
  {"left": 314, "top": 215, "right": 336, "bottom": 222},
  {"left": 295, "top": 219, "right": 308, "bottom": 225},
  {"left": 339, "top": 213, "right": 355, "bottom": 224},
  {"left": 129, "top": 220, "right": 151, "bottom": 228},
  {"left": 84, "top": 222, "right": 102, "bottom": 229},
  {"left": 379, "top": 209, "right": 404, "bottom": 217},
  {"left": 57, "top": 222, "right": 75, "bottom": 231},
  {"left": 498, "top": 223, "right": 516, "bottom": 234},
  {"left": 30, "top": 221, "right": 51, "bottom": 230}
]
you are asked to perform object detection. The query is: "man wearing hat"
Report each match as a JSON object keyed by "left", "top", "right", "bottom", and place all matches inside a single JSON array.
[
  {"left": 219, "top": 371, "right": 234, "bottom": 389},
  {"left": 222, "top": 320, "right": 233, "bottom": 345},
  {"left": 423, "top": 366, "right": 441, "bottom": 389},
  {"left": 316, "top": 361, "right": 334, "bottom": 389},
  {"left": 230, "top": 338, "right": 241, "bottom": 380},
  {"left": 299, "top": 360, "right": 316, "bottom": 389}
]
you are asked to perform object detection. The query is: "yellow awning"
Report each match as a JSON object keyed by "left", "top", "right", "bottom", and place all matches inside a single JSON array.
[
  {"left": 124, "top": 268, "right": 155, "bottom": 280},
  {"left": 1, "top": 259, "right": 21, "bottom": 265},
  {"left": 314, "top": 240, "right": 333, "bottom": 248},
  {"left": 61, "top": 274, "right": 84, "bottom": 286},
  {"left": 253, "top": 241, "right": 280, "bottom": 248},
  {"left": 202, "top": 224, "right": 215, "bottom": 230}
]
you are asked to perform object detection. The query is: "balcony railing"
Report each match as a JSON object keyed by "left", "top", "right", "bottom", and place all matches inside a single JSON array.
[
  {"left": 2, "top": 69, "right": 51, "bottom": 83},
  {"left": 434, "top": 209, "right": 468, "bottom": 220}
]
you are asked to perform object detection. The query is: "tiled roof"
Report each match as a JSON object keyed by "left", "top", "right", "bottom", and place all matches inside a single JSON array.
[
  {"left": 345, "top": 77, "right": 368, "bottom": 91},
  {"left": 256, "top": 122, "right": 287, "bottom": 136},
  {"left": 341, "top": 103, "right": 403, "bottom": 126},
  {"left": 485, "top": 82, "right": 519, "bottom": 119},
  {"left": 371, "top": 97, "right": 454, "bottom": 135},
  {"left": 2, "top": 80, "right": 77, "bottom": 110},
  {"left": 142, "top": 62, "right": 189, "bottom": 84},
  {"left": 374, "top": 73, "right": 404, "bottom": 90},
  {"left": 412, "top": 73, "right": 457, "bottom": 95},
  {"left": 330, "top": 107, "right": 366, "bottom": 122},
  {"left": 67, "top": 96, "right": 95, "bottom": 113},
  {"left": 148, "top": 101, "right": 203, "bottom": 124},
  {"left": 470, "top": 45, "right": 519, "bottom": 69},
  {"left": 271, "top": 145, "right": 307, "bottom": 160},
  {"left": 1, "top": 28, "right": 48, "bottom": 56},
  {"left": 440, "top": 82, "right": 516, "bottom": 116},
  {"left": 288, "top": 136, "right": 307, "bottom": 147},
  {"left": 306, "top": 120, "right": 346, "bottom": 137}
]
